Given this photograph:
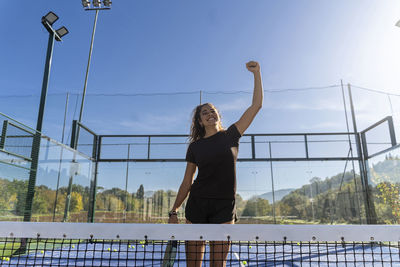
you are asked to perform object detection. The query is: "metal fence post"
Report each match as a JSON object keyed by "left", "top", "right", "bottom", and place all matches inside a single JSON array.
[{"left": 347, "top": 84, "right": 377, "bottom": 224}]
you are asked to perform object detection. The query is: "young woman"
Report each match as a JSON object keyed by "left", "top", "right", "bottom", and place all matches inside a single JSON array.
[{"left": 168, "top": 61, "right": 263, "bottom": 267}]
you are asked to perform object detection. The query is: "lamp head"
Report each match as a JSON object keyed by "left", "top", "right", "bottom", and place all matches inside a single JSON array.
[
  {"left": 103, "top": 0, "right": 112, "bottom": 7},
  {"left": 93, "top": 0, "right": 101, "bottom": 7},
  {"left": 55, "top": 26, "right": 69, "bottom": 41},
  {"left": 43, "top": 11, "right": 59, "bottom": 25},
  {"left": 82, "top": 0, "right": 90, "bottom": 8}
]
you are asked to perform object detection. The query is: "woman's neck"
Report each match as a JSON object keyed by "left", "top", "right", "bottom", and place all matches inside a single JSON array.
[{"left": 203, "top": 126, "right": 220, "bottom": 138}]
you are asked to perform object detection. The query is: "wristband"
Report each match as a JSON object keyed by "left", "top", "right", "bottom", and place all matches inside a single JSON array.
[{"left": 168, "top": 210, "right": 178, "bottom": 217}]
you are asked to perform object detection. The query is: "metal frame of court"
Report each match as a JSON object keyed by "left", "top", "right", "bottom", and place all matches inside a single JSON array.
[
  {"left": 0, "top": 98, "right": 398, "bottom": 225},
  {"left": 0, "top": 113, "right": 397, "bottom": 225},
  {"left": 66, "top": 114, "right": 398, "bottom": 225}
]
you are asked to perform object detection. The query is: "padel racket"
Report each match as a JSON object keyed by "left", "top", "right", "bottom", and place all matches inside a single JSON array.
[{"left": 163, "top": 240, "right": 178, "bottom": 267}]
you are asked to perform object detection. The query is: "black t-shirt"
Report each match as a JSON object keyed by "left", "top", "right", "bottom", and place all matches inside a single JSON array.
[{"left": 186, "top": 124, "right": 242, "bottom": 199}]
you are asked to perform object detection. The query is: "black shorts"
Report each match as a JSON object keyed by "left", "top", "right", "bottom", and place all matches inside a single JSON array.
[{"left": 185, "top": 195, "right": 237, "bottom": 224}]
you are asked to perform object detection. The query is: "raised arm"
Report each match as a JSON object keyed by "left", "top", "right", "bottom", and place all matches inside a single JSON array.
[
  {"left": 235, "top": 61, "right": 263, "bottom": 135},
  {"left": 168, "top": 162, "right": 197, "bottom": 223}
]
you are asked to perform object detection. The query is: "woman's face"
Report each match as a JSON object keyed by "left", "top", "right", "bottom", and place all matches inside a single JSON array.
[{"left": 199, "top": 104, "right": 220, "bottom": 127}]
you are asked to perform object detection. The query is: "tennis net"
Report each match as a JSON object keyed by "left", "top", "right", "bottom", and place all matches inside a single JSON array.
[{"left": 1, "top": 222, "right": 400, "bottom": 266}]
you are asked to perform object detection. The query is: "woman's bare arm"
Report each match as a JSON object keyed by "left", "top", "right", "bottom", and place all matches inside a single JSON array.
[
  {"left": 235, "top": 61, "right": 263, "bottom": 135},
  {"left": 168, "top": 162, "right": 197, "bottom": 223}
]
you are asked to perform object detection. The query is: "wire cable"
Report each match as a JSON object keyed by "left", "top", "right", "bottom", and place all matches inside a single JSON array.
[
  {"left": 0, "top": 84, "right": 345, "bottom": 98},
  {"left": 2, "top": 84, "right": 400, "bottom": 98},
  {"left": 3, "top": 84, "right": 400, "bottom": 97}
]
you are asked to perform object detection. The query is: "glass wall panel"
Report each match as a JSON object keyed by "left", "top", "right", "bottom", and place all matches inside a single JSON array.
[
  {"left": 366, "top": 145, "right": 400, "bottom": 224},
  {"left": 0, "top": 114, "right": 33, "bottom": 221},
  {"left": 95, "top": 162, "right": 185, "bottom": 223},
  {"left": 32, "top": 138, "right": 93, "bottom": 222},
  {"left": 0, "top": 112, "right": 93, "bottom": 222},
  {"left": 95, "top": 160, "right": 367, "bottom": 224}
]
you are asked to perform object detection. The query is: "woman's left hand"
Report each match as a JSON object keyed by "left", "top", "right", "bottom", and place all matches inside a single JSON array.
[
  {"left": 246, "top": 61, "right": 260, "bottom": 73},
  {"left": 168, "top": 214, "right": 178, "bottom": 224}
]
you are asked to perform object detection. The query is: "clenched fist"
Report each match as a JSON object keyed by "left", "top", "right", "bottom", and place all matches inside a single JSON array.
[{"left": 246, "top": 61, "right": 260, "bottom": 73}]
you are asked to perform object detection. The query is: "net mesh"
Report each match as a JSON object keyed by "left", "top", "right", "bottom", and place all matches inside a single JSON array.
[
  {"left": 2, "top": 239, "right": 399, "bottom": 266},
  {"left": 1, "top": 223, "right": 400, "bottom": 266}
]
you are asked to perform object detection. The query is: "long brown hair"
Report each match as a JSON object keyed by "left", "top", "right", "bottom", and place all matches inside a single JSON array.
[{"left": 189, "top": 103, "right": 223, "bottom": 143}]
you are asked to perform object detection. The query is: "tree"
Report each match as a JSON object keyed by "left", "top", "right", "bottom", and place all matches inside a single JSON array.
[
  {"left": 136, "top": 185, "right": 144, "bottom": 200},
  {"left": 70, "top": 192, "right": 84, "bottom": 212},
  {"left": 32, "top": 185, "right": 55, "bottom": 214},
  {"left": 136, "top": 184, "right": 145, "bottom": 216},
  {"left": 0, "top": 178, "right": 28, "bottom": 216},
  {"left": 235, "top": 194, "right": 245, "bottom": 217},
  {"left": 278, "top": 192, "right": 308, "bottom": 219},
  {"left": 242, "top": 198, "right": 271, "bottom": 217}
]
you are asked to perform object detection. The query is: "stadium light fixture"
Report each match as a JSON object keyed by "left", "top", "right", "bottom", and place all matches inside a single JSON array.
[
  {"left": 82, "top": 0, "right": 111, "bottom": 10},
  {"left": 93, "top": 0, "right": 101, "bottom": 7},
  {"left": 43, "top": 11, "right": 59, "bottom": 25},
  {"left": 41, "top": 11, "right": 69, "bottom": 42},
  {"left": 56, "top": 27, "right": 69, "bottom": 39},
  {"left": 82, "top": 0, "right": 90, "bottom": 8},
  {"left": 103, "top": 0, "right": 112, "bottom": 7}
]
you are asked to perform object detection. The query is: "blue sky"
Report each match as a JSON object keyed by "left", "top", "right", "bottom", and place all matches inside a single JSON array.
[{"left": 1, "top": 1, "right": 400, "bottom": 199}]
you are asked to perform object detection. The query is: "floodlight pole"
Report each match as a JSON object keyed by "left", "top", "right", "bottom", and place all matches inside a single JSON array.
[
  {"left": 65, "top": 5, "right": 110, "bottom": 223},
  {"left": 78, "top": 6, "right": 111, "bottom": 123},
  {"left": 24, "top": 31, "right": 55, "bottom": 222},
  {"left": 23, "top": 14, "right": 68, "bottom": 223},
  {"left": 78, "top": 9, "right": 99, "bottom": 124},
  {"left": 38, "top": 36, "right": 55, "bottom": 133},
  {"left": 63, "top": 9, "right": 99, "bottom": 222},
  {"left": 36, "top": 33, "right": 55, "bottom": 134}
]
